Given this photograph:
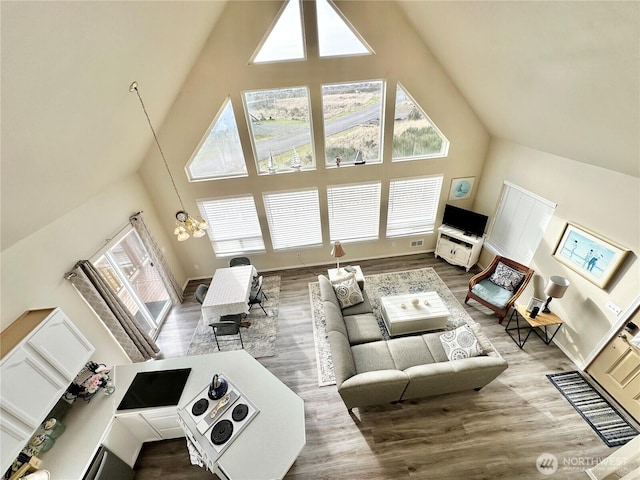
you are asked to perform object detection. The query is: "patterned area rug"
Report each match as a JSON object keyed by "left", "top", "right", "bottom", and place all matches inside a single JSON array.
[
  {"left": 186, "top": 276, "right": 280, "bottom": 359},
  {"left": 309, "top": 268, "right": 476, "bottom": 387},
  {"left": 547, "top": 371, "right": 639, "bottom": 447}
]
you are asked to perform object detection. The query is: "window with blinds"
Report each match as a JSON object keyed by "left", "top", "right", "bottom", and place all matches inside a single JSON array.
[
  {"left": 386, "top": 175, "right": 443, "bottom": 237},
  {"left": 486, "top": 181, "right": 556, "bottom": 265},
  {"left": 327, "top": 181, "right": 381, "bottom": 243},
  {"left": 197, "top": 196, "right": 265, "bottom": 257},
  {"left": 263, "top": 188, "right": 323, "bottom": 250}
]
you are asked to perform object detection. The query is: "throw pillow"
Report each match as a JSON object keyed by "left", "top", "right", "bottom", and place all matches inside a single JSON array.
[
  {"left": 439, "top": 324, "right": 484, "bottom": 361},
  {"left": 489, "top": 261, "right": 525, "bottom": 291},
  {"left": 331, "top": 273, "right": 364, "bottom": 309}
]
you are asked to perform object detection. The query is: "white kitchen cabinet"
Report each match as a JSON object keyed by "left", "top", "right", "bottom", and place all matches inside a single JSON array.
[
  {"left": 434, "top": 225, "right": 484, "bottom": 271},
  {"left": 114, "top": 406, "right": 182, "bottom": 443},
  {"left": 0, "top": 308, "right": 95, "bottom": 474}
]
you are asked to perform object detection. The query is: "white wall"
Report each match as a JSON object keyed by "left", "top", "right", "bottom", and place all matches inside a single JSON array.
[
  {"left": 474, "top": 139, "right": 639, "bottom": 365},
  {"left": 0, "top": 173, "right": 186, "bottom": 365}
]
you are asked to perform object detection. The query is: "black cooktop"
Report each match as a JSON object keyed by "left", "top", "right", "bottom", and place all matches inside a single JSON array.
[{"left": 117, "top": 368, "right": 192, "bottom": 411}]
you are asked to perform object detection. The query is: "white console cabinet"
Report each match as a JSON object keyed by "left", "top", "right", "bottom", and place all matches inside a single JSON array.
[
  {"left": 434, "top": 225, "right": 484, "bottom": 271},
  {"left": 0, "top": 308, "right": 95, "bottom": 473}
]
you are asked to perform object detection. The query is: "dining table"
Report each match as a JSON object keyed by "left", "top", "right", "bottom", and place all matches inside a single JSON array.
[{"left": 201, "top": 265, "right": 257, "bottom": 323}]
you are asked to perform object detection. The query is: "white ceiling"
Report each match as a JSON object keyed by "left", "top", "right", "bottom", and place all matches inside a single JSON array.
[{"left": 2, "top": 1, "right": 638, "bottom": 251}]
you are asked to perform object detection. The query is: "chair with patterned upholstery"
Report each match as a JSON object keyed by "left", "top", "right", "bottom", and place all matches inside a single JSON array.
[{"left": 465, "top": 255, "right": 534, "bottom": 324}]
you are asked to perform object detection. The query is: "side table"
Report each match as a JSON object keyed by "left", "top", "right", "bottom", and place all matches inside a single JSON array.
[
  {"left": 327, "top": 265, "right": 365, "bottom": 290},
  {"left": 505, "top": 304, "right": 563, "bottom": 349}
]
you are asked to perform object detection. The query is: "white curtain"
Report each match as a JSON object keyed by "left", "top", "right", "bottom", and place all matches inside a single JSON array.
[{"left": 129, "top": 212, "right": 184, "bottom": 304}]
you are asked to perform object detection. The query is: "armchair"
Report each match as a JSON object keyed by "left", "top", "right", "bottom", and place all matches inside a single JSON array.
[{"left": 465, "top": 255, "right": 534, "bottom": 323}]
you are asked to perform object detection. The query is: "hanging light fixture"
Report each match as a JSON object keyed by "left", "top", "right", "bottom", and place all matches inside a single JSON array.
[{"left": 130, "top": 81, "right": 208, "bottom": 241}]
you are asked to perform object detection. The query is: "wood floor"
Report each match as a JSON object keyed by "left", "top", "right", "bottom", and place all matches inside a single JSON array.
[{"left": 134, "top": 254, "right": 620, "bottom": 479}]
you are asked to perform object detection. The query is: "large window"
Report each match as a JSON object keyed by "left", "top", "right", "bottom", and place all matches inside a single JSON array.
[
  {"left": 263, "top": 189, "right": 322, "bottom": 250},
  {"left": 244, "top": 87, "right": 314, "bottom": 174},
  {"left": 392, "top": 84, "right": 449, "bottom": 161},
  {"left": 186, "top": 99, "right": 248, "bottom": 181},
  {"left": 327, "top": 181, "right": 381, "bottom": 243},
  {"left": 197, "top": 195, "right": 265, "bottom": 257},
  {"left": 322, "top": 80, "right": 384, "bottom": 166},
  {"left": 386, "top": 175, "right": 443, "bottom": 237},
  {"left": 486, "top": 182, "right": 556, "bottom": 265}
]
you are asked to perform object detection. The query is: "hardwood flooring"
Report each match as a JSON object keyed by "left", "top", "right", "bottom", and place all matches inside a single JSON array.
[{"left": 135, "top": 254, "right": 621, "bottom": 479}]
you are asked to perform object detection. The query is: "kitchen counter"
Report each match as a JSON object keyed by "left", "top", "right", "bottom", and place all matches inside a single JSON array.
[{"left": 38, "top": 351, "right": 305, "bottom": 480}]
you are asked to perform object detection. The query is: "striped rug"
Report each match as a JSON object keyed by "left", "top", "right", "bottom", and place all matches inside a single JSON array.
[{"left": 547, "top": 371, "right": 639, "bottom": 447}]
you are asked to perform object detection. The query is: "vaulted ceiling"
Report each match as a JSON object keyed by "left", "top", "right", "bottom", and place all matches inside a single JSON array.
[{"left": 2, "top": 1, "right": 638, "bottom": 251}]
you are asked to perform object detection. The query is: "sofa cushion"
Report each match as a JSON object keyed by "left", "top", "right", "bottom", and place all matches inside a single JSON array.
[
  {"left": 331, "top": 273, "right": 364, "bottom": 309},
  {"left": 471, "top": 279, "right": 513, "bottom": 308},
  {"left": 323, "top": 301, "right": 348, "bottom": 337},
  {"left": 387, "top": 336, "right": 437, "bottom": 370},
  {"left": 343, "top": 313, "right": 383, "bottom": 345},
  {"left": 439, "top": 324, "right": 484, "bottom": 361},
  {"left": 489, "top": 261, "right": 525, "bottom": 291},
  {"left": 351, "top": 341, "right": 396, "bottom": 374},
  {"left": 327, "top": 330, "right": 356, "bottom": 387},
  {"left": 341, "top": 289, "right": 373, "bottom": 315}
]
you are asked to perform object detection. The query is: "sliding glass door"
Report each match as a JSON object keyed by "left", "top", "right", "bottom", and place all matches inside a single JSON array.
[{"left": 93, "top": 228, "right": 170, "bottom": 336}]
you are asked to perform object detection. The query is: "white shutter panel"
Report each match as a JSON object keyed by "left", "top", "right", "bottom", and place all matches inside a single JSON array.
[
  {"left": 386, "top": 175, "right": 443, "bottom": 237},
  {"left": 486, "top": 182, "right": 556, "bottom": 265},
  {"left": 197, "top": 196, "right": 265, "bottom": 257},
  {"left": 263, "top": 189, "right": 322, "bottom": 250},
  {"left": 327, "top": 182, "right": 381, "bottom": 242}
]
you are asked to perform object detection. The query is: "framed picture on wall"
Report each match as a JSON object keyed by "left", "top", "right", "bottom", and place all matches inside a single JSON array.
[
  {"left": 448, "top": 177, "right": 475, "bottom": 201},
  {"left": 552, "top": 222, "right": 630, "bottom": 289}
]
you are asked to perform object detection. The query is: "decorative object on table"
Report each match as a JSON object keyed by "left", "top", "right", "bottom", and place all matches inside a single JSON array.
[
  {"left": 330, "top": 241, "right": 346, "bottom": 268},
  {"left": 289, "top": 146, "right": 301, "bottom": 170},
  {"left": 64, "top": 361, "right": 114, "bottom": 402},
  {"left": 129, "top": 81, "right": 208, "bottom": 241},
  {"left": 335, "top": 156, "right": 341, "bottom": 167},
  {"left": 448, "top": 176, "right": 475, "bottom": 201},
  {"left": 526, "top": 296, "right": 545, "bottom": 313},
  {"left": 552, "top": 222, "right": 630, "bottom": 289},
  {"left": 267, "top": 150, "right": 277, "bottom": 174},
  {"left": 208, "top": 374, "right": 228, "bottom": 400},
  {"left": 542, "top": 276, "right": 570, "bottom": 313},
  {"left": 27, "top": 433, "right": 55, "bottom": 455},
  {"left": 411, "top": 298, "right": 420, "bottom": 307},
  {"left": 41, "top": 418, "right": 66, "bottom": 439}
]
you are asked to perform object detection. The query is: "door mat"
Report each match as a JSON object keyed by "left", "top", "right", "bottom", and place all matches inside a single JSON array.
[{"left": 547, "top": 371, "right": 639, "bottom": 447}]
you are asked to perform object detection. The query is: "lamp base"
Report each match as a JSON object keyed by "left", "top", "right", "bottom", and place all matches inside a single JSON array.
[{"left": 542, "top": 296, "right": 553, "bottom": 314}]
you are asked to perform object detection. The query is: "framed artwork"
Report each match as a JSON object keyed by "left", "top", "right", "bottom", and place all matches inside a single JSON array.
[
  {"left": 526, "top": 297, "right": 545, "bottom": 313},
  {"left": 552, "top": 222, "right": 630, "bottom": 289},
  {"left": 448, "top": 177, "right": 475, "bottom": 201}
]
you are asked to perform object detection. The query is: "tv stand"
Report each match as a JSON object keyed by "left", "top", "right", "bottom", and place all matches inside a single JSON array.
[{"left": 434, "top": 225, "right": 484, "bottom": 271}]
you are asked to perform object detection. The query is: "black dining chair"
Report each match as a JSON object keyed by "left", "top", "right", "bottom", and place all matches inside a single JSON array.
[
  {"left": 248, "top": 276, "right": 268, "bottom": 315},
  {"left": 194, "top": 284, "right": 209, "bottom": 304},
  {"left": 209, "top": 314, "right": 244, "bottom": 350},
  {"left": 229, "top": 256, "right": 251, "bottom": 267}
]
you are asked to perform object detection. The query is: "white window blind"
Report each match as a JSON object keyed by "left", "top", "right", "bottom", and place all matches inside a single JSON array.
[
  {"left": 197, "top": 196, "right": 265, "bottom": 257},
  {"left": 263, "top": 189, "right": 322, "bottom": 250},
  {"left": 386, "top": 175, "right": 443, "bottom": 237},
  {"left": 486, "top": 182, "right": 556, "bottom": 265},
  {"left": 327, "top": 181, "right": 381, "bottom": 243}
]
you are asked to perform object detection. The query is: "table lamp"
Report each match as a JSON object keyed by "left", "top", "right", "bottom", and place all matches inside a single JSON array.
[
  {"left": 331, "top": 241, "right": 346, "bottom": 269},
  {"left": 542, "top": 275, "right": 570, "bottom": 313}
]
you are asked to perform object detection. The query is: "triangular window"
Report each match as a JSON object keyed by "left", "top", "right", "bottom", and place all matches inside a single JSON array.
[
  {"left": 186, "top": 98, "right": 248, "bottom": 181},
  {"left": 253, "top": 0, "right": 305, "bottom": 63},
  {"left": 316, "top": 0, "right": 371, "bottom": 57},
  {"left": 392, "top": 84, "right": 449, "bottom": 161}
]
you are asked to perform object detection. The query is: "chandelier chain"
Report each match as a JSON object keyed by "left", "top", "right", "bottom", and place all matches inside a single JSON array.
[{"left": 131, "top": 84, "right": 186, "bottom": 211}]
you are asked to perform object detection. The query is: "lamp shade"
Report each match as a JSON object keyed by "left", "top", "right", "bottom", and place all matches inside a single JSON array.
[
  {"left": 544, "top": 276, "right": 570, "bottom": 299},
  {"left": 331, "top": 241, "right": 346, "bottom": 259}
]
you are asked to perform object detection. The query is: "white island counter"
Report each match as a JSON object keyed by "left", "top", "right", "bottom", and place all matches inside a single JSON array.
[{"left": 38, "top": 351, "right": 305, "bottom": 480}]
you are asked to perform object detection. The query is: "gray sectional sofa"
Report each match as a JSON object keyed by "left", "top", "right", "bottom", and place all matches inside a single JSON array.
[{"left": 319, "top": 275, "right": 509, "bottom": 411}]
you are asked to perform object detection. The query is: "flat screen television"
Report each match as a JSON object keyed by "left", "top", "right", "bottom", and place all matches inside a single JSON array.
[{"left": 442, "top": 204, "right": 488, "bottom": 237}]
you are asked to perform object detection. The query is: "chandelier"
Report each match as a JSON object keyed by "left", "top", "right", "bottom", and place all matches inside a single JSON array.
[{"left": 130, "top": 81, "right": 208, "bottom": 241}]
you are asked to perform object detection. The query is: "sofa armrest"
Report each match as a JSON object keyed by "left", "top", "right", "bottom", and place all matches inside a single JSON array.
[{"left": 338, "top": 370, "right": 409, "bottom": 409}]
